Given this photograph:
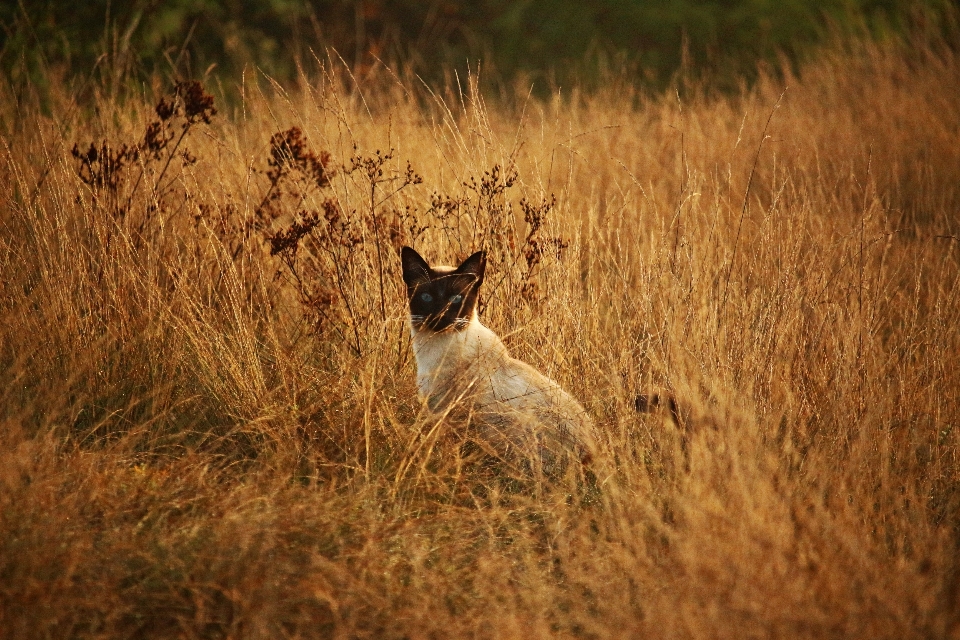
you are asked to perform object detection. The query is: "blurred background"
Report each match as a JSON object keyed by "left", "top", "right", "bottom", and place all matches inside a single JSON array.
[{"left": 2, "top": 0, "right": 956, "bottom": 92}]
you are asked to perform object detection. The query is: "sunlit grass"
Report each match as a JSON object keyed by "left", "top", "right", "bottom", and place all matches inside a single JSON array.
[{"left": 1, "top": 28, "right": 959, "bottom": 638}]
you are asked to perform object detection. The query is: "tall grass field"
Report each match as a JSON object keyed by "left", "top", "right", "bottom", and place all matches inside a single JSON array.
[{"left": 2, "top": 26, "right": 960, "bottom": 639}]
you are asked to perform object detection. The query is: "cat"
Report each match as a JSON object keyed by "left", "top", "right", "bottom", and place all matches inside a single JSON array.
[{"left": 400, "top": 246, "right": 597, "bottom": 475}]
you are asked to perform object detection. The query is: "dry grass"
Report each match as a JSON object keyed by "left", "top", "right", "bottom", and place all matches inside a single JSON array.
[{"left": 2, "top": 28, "right": 960, "bottom": 639}]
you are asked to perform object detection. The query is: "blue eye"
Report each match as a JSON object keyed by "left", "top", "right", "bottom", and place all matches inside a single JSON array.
[
  {"left": 420, "top": 292, "right": 433, "bottom": 302},
  {"left": 450, "top": 294, "right": 463, "bottom": 304}
]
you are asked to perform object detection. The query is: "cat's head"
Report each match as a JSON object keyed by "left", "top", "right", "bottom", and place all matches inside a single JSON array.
[{"left": 401, "top": 246, "right": 486, "bottom": 332}]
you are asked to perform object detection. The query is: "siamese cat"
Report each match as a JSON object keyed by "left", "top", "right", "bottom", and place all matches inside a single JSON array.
[{"left": 400, "top": 246, "right": 596, "bottom": 474}]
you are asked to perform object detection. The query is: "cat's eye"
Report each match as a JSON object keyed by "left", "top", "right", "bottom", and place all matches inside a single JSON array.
[
  {"left": 419, "top": 292, "right": 433, "bottom": 302},
  {"left": 450, "top": 294, "right": 463, "bottom": 304}
]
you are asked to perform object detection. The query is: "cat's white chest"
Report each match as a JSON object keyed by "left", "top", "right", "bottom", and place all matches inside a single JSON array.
[
  {"left": 410, "top": 318, "right": 503, "bottom": 399},
  {"left": 411, "top": 330, "right": 463, "bottom": 396}
]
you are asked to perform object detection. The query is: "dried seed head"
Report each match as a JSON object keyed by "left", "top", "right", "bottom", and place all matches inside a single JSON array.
[{"left": 176, "top": 80, "right": 217, "bottom": 125}]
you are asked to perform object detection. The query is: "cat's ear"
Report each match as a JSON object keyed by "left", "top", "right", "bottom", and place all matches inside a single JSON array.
[
  {"left": 401, "top": 246, "right": 431, "bottom": 287},
  {"left": 456, "top": 250, "right": 486, "bottom": 284}
]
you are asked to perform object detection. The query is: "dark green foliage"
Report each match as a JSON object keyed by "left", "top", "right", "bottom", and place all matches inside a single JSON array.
[{"left": 0, "top": 0, "right": 953, "bottom": 90}]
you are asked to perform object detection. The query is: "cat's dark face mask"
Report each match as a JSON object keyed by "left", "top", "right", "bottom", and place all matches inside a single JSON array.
[{"left": 401, "top": 247, "right": 485, "bottom": 332}]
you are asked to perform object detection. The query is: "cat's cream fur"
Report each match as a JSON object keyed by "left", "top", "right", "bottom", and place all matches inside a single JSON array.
[{"left": 408, "top": 264, "right": 596, "bottom": 472}]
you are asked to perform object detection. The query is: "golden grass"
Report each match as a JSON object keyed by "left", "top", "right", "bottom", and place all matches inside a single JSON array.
[{"left": 2, "top": 30, "right": 960, "bottom": 639}]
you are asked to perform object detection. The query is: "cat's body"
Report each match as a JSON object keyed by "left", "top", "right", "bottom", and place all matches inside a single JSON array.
[{"left": 401, "top": 247, "right": 595, "bottom": 472}]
